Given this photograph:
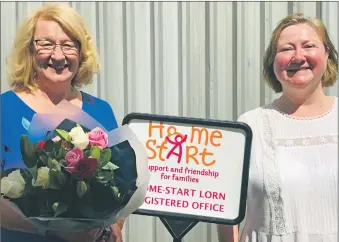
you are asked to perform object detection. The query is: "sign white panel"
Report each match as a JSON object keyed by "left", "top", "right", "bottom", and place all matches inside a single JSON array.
[{"left": 123, "top": 113, "right": 252, "bottom": 225}]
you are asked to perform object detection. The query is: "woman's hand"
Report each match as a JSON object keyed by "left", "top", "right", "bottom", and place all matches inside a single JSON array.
[
  {"left": 105, "top": 223, "right": 123, "bottom": 242},
  {"left": 96, "top": 222, "right": 123, "bottom": 242},
  {"left": 217, "top": 225, "right": 238, "bottom": 242},
  {"left": 98, "top": 220, "right": 124, "bottom": 242},
  {"left": 51, "top": 220, "right": 124, "bottom": 242},
  {"left": 50, "top": 227, "right": 104, "bottom": 242}
]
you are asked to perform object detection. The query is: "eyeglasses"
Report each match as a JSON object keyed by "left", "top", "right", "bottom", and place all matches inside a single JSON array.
[{"left": 32, "top": 39, "right": 79, "bottom": 55}]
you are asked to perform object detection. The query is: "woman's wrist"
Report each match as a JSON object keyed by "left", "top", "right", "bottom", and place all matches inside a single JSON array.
[
  {"left": 96, "top": 226, "right": 111, "bottom": 241},
  {"left": 116, "top": 220, "right": 125, "bottom": 230}
]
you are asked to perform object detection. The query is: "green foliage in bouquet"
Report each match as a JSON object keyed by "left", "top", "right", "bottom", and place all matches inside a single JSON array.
[{"left": 1, "top": 124, "right": 129, "bottom": 219}]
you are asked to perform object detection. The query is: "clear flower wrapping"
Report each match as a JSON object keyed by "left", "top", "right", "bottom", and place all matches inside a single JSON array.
[{"left": 0, "top": 100, "right": 150, "bottom": 234}]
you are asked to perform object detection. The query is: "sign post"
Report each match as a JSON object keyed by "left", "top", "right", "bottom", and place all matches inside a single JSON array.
[
  {"left": 122, "top": 113, "right": 252, "bottom": 241},
  {"left": 159, "top": 217, "right": 198, "bottom": 242}
]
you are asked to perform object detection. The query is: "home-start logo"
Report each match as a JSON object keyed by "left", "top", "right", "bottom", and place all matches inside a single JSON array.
[{"left": 146, "top": 121, "right": 222, "bottom": 166}]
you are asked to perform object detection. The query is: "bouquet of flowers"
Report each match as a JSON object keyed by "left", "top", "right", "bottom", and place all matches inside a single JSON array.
[{"left": 0, "top": 101, "right": 149, "bottom": 234}]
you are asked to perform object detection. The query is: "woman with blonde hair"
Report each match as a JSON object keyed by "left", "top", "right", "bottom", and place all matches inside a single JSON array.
[
  {"left": 1, "top": 3, "right": 123, "bottom": 242},
  {"left": 218, "top": 13, "right": 338, "bottom": 242}
]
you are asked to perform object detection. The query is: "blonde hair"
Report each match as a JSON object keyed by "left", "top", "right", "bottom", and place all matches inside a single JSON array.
[
  {"left": 263, "top": 13, "right": 338, "bottom": 93},
  {"left": 7, "top": 3, "right": 100, "bottom": 90}
]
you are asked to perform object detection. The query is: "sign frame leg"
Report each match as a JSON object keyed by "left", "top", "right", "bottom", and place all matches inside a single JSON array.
[{"left": 159, "top": 217, "right": 199, "bottom": 242}]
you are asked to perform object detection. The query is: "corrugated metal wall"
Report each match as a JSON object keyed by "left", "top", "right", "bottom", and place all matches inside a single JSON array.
[{"left": 1, "top": 1, "right": 338, "bottom": 242}]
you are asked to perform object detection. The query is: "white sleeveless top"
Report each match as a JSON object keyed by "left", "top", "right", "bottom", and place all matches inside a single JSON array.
[{"left": 238, "top": 97, "right": 338, "bottom": 242}]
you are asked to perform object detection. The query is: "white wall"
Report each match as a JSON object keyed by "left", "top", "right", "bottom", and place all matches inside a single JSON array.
[{"left": 1, "top": 2, "right": 338, "bottom": 242}]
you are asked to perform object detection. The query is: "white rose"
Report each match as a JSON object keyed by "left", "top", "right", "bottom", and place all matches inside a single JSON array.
[
  {"left": 32, "top": 167, "right": 50, "bottom": 189},
  {"left": 1, "top": 170, "right": 25, "bottom": 198},
  {"left": 69, "top": 126, "right": 89, "bottom": 150}
]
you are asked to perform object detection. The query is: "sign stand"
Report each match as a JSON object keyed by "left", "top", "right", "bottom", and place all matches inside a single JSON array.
[
  {"left": 123, "top": 113, "right": 252, "bottom": 242},
  {"left": 159, "top": 217, "right": 198, "bottom": 242}
]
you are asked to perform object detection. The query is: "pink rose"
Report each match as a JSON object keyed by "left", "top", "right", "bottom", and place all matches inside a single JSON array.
[
  {"left": 88, "top": 127, "right": 108, "bottom": 149},
  {"left": 52, "top": 136, "right": 61, "bottom": 142},
  {"left": 65, "top": 147, "right": 84, "bottom": 172}
]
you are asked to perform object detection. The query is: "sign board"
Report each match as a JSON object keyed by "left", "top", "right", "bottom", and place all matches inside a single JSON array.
[{"left": 122, "top": 113, "right": 252, "bottom": 225}]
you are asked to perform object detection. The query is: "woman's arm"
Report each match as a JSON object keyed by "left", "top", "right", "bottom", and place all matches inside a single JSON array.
[
  {"left": 0, "top": 199, "right": 38, "bottom": 234},
  {"left": 0, "top": 203, "right": 102, "bottom": 242},
  {"left": 1, "top": 201, "right": 124, "bottom": 242},
  {"left": 217, "top": 225, "right": 239, "bottom": 242}
]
